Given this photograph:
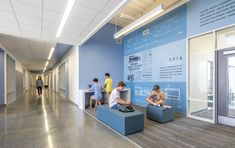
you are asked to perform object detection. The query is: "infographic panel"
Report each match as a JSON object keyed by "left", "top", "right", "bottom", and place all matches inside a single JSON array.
[
  {"left": 124, "top": 5, "right": 187, "bottom": 56},
  {"left": 124, "top": 5, "right": 187, "bottom": 114},
  {"left": 124, "top": 50, "right": 152, "bottom": 82},
  {"left": 187, "top": 0, "right": 235, "bottom": 36},
  {"left": 126, "top": 82, "right": 186, "bottom": 114},
  {"left": 124, "top": 39, "right": 186, "bottom": 83}
]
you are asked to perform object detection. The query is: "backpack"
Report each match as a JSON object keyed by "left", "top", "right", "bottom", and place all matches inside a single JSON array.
[{"left": 119, "top": 105, "right": 135, "bottom": 112}]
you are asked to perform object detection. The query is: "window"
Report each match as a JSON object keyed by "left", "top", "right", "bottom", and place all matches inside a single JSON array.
[{"left": 188, "top": 33, "right": 214, "bottom": 122}]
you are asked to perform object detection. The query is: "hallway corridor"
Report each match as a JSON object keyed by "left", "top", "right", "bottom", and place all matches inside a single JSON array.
[{"left": 0, "top": 89, "right": 137, "bottom": 148}]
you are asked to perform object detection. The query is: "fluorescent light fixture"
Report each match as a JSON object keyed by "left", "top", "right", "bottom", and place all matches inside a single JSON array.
[
  {"left": 45, "top": 61, "right": 49, "bottom": 67},
  {"left": 56, "top": 0, "right": 75, "bottom": 38},
  {"left": 223, "top": 50, "right": 235, "bottom": 55},
  {"left": 79, "top": 0, "right": 129, "bottom": 45},
  {"left": 114, "top": 4, "right": 163, "bottom": 39},
  {"left": 48, "top": 47, "right": 55, "bottom": 60}
]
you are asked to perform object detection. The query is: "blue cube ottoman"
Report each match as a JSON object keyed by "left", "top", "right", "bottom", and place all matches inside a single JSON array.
[
  {"left": 97, "top": 105, "right": 144, "bottom": 135},
  {"left": 146, "top": 104, "right": 174, "bottom": 123}
]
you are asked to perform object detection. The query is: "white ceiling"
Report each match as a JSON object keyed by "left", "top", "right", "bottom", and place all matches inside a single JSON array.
[
  {"left": 0, "top": 0, "right": 126, "bottom": 45},
  {"left": 0, "top": 34, "right": 54, "bottom": 71},
  {"left": 0, "top": 0, "right": 128, "bottom": 71}
]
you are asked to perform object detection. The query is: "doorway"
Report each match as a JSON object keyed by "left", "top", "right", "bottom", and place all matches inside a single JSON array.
[
  {"left": 54, "top": 74, "right": 56, "bottom": 92},
  {"left": 217, "top": 49, "right": 235, "bottom": 127},
  {"left": 0, "top": 49, "right": 4, "bottom": 105},
  {"left": 188, "top": 32, "right": 215, "bottom": 123}
]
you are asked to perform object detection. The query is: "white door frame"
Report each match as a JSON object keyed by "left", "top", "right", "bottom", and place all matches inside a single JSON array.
[{"left": 186, "top": 23, "right": 235, "bottom": 123}]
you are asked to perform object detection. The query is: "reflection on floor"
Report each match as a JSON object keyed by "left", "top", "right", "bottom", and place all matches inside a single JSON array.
[
  {"left": 229, "top": 108, "right": 235, "bottom": 117},
  {"left": 0, "top": 89, "right": 137, "bottom": 148},
  {"left": 191, "top": 108, "right": 235, "bottom": 119},
  {"left": 86, "top": 106, "right": 235, "bottom": 148},
  {"left": 191, "top": 108, "right": 213, "bottom": 120}
]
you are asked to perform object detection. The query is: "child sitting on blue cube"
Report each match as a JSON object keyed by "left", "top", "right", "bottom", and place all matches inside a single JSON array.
[
  {"left": 146, "top": 84, "right": 172, "bottom": 109},
  {"left": 146, "top": 84, "right": 165, "bottom": 107}
]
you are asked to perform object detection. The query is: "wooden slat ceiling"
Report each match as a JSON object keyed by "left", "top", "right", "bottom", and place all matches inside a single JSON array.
[{"left": 110, "top": 0, "right": 181, "bottom": 27}]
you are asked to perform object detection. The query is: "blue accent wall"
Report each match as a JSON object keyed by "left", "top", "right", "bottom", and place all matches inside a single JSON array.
[
  {"left": 187, "top": 0, "right": 235, "bottom": 36},
  {"left": 123, "top": 0, "right": 235, "bottom": 114},
  {"left": 79, "top": 23, "right": 124, "bottom": 89},
  {"left": 0, "top": 49, "right": 4, "bottom": 105},
  {"left": 125, "top": 5, "right": 187, "bottom": 55},
  {"left": 77, "top": 0, "right": 235, "bottom": 114},
  {"left": 124, "top": 5, "right": 187, "bottom": 114}
]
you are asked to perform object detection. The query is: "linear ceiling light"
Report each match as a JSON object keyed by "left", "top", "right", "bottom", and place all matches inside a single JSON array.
[
  {"left": 48, "top": 47, "right": 55, "bottom": 60},
  {"left": 56, "top": 0, "right": 75, "bottom": 38},
  {"left": 45, "top": 61, "right": 49, "bottom": 67},
  {"left": 114, "top": 4, "right": 163, "bottom": 39},
  {"left": 78, "top": 0, "right": 129, "bottom": 45}
]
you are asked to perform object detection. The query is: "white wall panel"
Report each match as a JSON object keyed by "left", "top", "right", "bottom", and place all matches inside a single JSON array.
[{"left": 52, "top": 46, "right": 79, "bottom": 105}]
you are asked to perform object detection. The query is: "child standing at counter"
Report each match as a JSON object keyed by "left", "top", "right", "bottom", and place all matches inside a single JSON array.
[
  {"left": 104, "top": 73, "right": 113, "bottom": 104},
  {"left": 89, "top": 78, "right": 102, "bottom": 111}
]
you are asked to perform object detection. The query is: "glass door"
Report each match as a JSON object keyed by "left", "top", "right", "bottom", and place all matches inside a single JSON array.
[
  {"left": 217, "top": 49, "right": 235, "bottom": 126},
  {"left": 188, "top": 33, "right": 215, "bottom": 122}
]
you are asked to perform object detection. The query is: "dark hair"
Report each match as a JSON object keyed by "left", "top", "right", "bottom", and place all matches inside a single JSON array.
[
  {"left": 153, "top": 84, "right": 160, "bottom": 91},
  {"left": 93, "top": 78, "right": 98, "bottom": 82},
  {"left": 117, "top": 81, "right": 126, "bottom": 87},
  {"left": 38, "top": 76, "right": 41, "bottom": 80},
  {"left": 105, "top": 73, "right": 110, "bottom": 77}
]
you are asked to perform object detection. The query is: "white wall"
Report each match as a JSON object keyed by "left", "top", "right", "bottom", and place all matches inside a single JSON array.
[
  {"left": 16, "top": 60, "right": 23, "bottom": 73},
  {"left": 52, "top": 46, "right": 79, "bottom": 105},
  {"left": 0, "top": 43, "right": 23, "bottom": 72},
  {"left": 48, "top": 72, "right": 53, "bottom": 90},
  {"left": 52, "top": 67, "right": 59, "bottom": 92},
  {"left": 23, "top": 70, "right": 31, "bottom": 91},
  {"left": 0, "top": 43, "right": 31, "bottom": 104}
]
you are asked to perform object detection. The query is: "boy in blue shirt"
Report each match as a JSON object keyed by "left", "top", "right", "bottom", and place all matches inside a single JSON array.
[{"left": 89, "top": 78, "right": 102, "bottom": 111}]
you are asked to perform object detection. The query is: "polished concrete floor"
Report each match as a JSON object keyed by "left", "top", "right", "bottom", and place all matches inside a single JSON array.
[{"left": 0, "top": 89, "right": 138, "bottom": 148}]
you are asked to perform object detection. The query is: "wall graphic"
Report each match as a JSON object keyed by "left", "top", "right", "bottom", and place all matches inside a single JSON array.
[
  {"left": 152, "top": 39, "right": 186, "bottom": 82},
  {"left": 124, "top": 5, "right": 187, "bottom": 114},
  {"left": 124, "top": 5, "right": 186, "bottom": 56},
  {"left": 126, "top": 82, "right": 186, "bottom": 113},
  {"left": 125, "top": 50, "right": 152, "bottom": 82},
  {"left": 187, "top": 0, "right": 235, "bottom": 36},
  {"left": 123, "top": 0, "right": 235, "bottom": 114}
]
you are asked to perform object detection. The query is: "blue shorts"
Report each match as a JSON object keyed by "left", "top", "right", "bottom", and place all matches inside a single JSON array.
[
  {"left": 92, "top": 95, "right": 102, "bottom": 101},
  {"left": 111, "top": 103, "right": 121, "bottom": 109}
]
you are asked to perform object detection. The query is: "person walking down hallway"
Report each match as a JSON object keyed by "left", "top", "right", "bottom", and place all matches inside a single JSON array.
[{"left": 36, "top": 76, "right": 43, "bottom": 95}]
